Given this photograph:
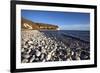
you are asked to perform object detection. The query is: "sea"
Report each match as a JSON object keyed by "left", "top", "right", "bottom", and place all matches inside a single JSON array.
[
  {"left": 41, "top": 30, "right": 90, "bottom": 43},
  {"left": 59, "top": 30, "right": 90, "bottom": 43}
]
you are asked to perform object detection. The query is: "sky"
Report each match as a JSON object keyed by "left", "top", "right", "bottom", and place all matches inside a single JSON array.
[{"left": 21, "top": 10, "right": 90, "bottom": 30}]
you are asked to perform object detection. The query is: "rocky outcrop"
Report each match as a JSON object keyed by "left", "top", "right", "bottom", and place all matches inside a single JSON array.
[{"left": 21, "top": 18, "right": 59, "bottom": 30}]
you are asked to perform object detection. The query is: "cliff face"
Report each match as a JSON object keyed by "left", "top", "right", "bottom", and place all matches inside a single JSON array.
[{"left": 21, "top": 18, "right": 59, "bottom": 30}]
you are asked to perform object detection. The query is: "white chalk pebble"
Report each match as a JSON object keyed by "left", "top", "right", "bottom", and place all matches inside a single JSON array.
[
  {"left": 22, "top": 59, "right": 28, "bottom": 63},
  {"left": 30, "top": 55, "right": 35, "bottom": 63},
  {"left": 36, "top": 50, "right": 41, "bottom": 57},
  {"left": 71, "top": 51, "right": 74, "bottom": 55},
  {"left": 23, "top": 54, "right": 30, "bottom": 58},
  {"left": 26, "top": 49, "right": 31, "bottom": 54},
  {"left": 21, "top": 48, "right": 25, "bottom": 52}
]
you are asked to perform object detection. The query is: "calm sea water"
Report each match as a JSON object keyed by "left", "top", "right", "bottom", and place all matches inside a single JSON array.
[
  {"left": 41, "top": 30, "right": 90, "bottom": 42},
  {"left": 59, "top": 30, "right": 90, "bottom": 42}
]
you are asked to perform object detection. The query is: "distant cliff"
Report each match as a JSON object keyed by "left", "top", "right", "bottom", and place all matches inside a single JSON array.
[{"left": 21, "top": 18, "right": 59, "bottom": 30}]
